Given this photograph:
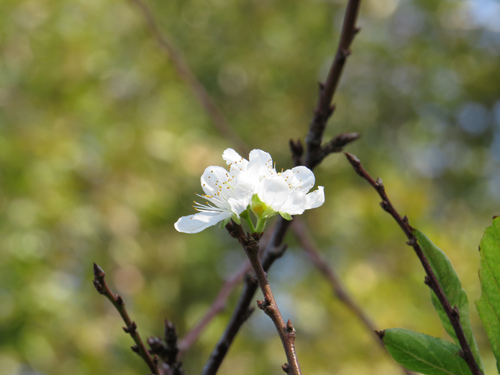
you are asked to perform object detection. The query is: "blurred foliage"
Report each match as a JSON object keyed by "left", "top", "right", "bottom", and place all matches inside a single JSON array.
[{"left": 0, "top": 0, "right": 499, "bottom": 374}]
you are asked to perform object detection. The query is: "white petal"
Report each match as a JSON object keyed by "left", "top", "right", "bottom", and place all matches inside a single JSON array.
[
  {"left": 223, "top": 148, "right": 246, "bottom": 166},
  {"left": 281, "top": 166, "right": 315, "bottom": 193},
  {"left": 227, "top": 197, "right": 248, "bottom": 216},
  {"left": 248, "top": 149, "right": 272, "bottom": 164},
  {"left": 279, "top": 191, "right": 307, "bottom": 215},
  {"left": 233, "top": 170, "right": 257, "bottom": 192},
  {"left": 174, "top": 212, "right": 231, "bottom": 233},
  {"left": 247, "top": 149, "right": 275, "bottom": 181},
  {"left": 223, "top": 148, "right": 248, "bottom": 175},
  {"left": 291, "top": 166, "right": 315, "bottom": 192},
  {"left": 258, "top": 177, "right": 290, "bottom": 211},
  {"left": 305, "top": 186, "right": 325, "bottom": 210},
  {"left": 228, "top": 182, "right": 253, "bottom": 214},
  {"left": 200, "top": 166, "right": 231, "bottom": 195}
]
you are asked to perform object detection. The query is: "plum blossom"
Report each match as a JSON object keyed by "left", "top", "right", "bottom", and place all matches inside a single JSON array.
[
  {"left": 256, "top": 166, "right": 325, "bottom": 219},
  {"left": 174, "top": 165, "right": 253, "bottom": 233},
  {"left": 174, "top": 148, "right": 325, "bottom": 233}
]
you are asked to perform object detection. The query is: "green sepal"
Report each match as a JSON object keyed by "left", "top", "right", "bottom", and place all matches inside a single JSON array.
[
  {"left": 219, "top": 218, "right": 231, "bottom": 229},
  {"left": 219, "top": 215, "right": 238, "bottom": 229},
  {"left": 251, "top": 194, "right": 276, "bottom": 219},
  {"left": 279, "top": 212, "right": 293, "bottom": 221},
  {"left": 251, "top": 194, "right": 266, "bottom": 216}
]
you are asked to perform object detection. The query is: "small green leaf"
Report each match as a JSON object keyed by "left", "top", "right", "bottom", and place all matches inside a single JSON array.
[
  {"left": 476, "top": 217, "right": 500, "bottom": 373},
  {"left": 414, "top": 230, "right": 483, "bottom": 371},
  {"left": 382, "top": 328, "right": 471, "bottom": 375}
]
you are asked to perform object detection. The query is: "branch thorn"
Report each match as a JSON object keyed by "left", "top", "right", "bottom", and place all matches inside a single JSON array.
[{"left": 286, "top": 320, "right": 295, "bottom": 333}]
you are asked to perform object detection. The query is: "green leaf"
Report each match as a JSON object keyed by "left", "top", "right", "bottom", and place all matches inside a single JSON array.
[
  {"left": 382, "top": 328, "right": 471, "bottom": 375},
  {"left": 476, "top": 217, "right": 500, "bottom": 373},
  {"left": 414, "top": 230, "right": 483, "bottom": 371}
]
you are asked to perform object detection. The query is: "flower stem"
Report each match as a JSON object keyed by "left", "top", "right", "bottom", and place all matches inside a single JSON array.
[
  {"left": 240, "top": 211, "right": 256, "bottom": 233},
  {"left": 255, "top": 217, "right": 267, "bottom": 234}
]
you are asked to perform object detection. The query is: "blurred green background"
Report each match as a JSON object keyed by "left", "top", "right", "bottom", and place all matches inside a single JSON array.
[{"left": 1, "top": 0, "right": 499, "bottom": 374}]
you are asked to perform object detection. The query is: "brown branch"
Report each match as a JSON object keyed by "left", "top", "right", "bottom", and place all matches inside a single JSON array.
[
  {"left": 148, "top": 320, "right": 185, "bottom": 375},
  {"left": 290, "top": 132, "right": 360, "bottom": 168},
  {"left": 291, "top": 219, "right": 413, "bottom": 375},
  {"left": 225, "top": 222, "right": 301, "bottom": 375},
  {"left": 178, "top": 225, "right": 276, "bottom": 355},
  {"left": 128, "top": 0, "right": 248, "bottom": 154},
  {"left": 122, "top": 0, "right": 363, "bottom": 371},
  {"left": 203, "top": 1, "right": 363, "bottom": 371},
  {"left": 305, "top": 0, "right": 362, "bottom": 170},
  {"left": 321, "top": 132, "right": 361, "bottom": 158},
  {"left": 344, "top": 152, "right": 483, "bottom": 375},
  {"left": 202, "top": 218, "right": 291, "bottom": 375},
  {"left": 93, "top": 263, "right": 160, "bottom": 375}
]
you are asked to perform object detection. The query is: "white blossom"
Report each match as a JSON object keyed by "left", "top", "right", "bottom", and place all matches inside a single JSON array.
[
  {"left": 174, "top": 165, "right": 253, "bottom": 233},
  {"left": 257, "top": 166, "right": 325, "bottom": 218},
  {"left": 175, "top": 148, "right": 325, "bottom": 234}
]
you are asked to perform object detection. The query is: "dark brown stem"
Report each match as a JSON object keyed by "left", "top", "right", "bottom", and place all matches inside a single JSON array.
[
  {"left": 148, "top": 320, "right": 185, "bottom": 375},
  {"left": 128, "top": 0, "right": 248, "bottom": 154},
  {"left": 93, "top": 263, "right": 160, "bottom": 375},
  {"left": 344, "top": 153, "right": 483, "bottom": 375},
  {"left": 291, "top": 219, "right": 413, "bottom": 375},
  {"left": 225, "top": 222, "right": 301, "bottom": 375},
  {"left": 179, "top": 227, "right": 275, "bottom": 356},
  {"left": 321, "top": 132, "right": 361, "bottom": 158},
  {"left": 206, "top": 219, "right": 290, "bottom": 373},
  {"left": 202, "top": 219, "right": 290, "bottom": 375},
  {"left": 305, "top": 0, "right": 362, "bottom": 170}
]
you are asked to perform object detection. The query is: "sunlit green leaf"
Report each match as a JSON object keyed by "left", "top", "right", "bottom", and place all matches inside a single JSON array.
[
  {"left": 414, "top": 229, "right": 483, "bottom": 371},
  {"left": 476, "top": 217, "right": 500, "bottom": 373},
  {"left": 382, "top": 328, "right": 470, "bottom": 375}
]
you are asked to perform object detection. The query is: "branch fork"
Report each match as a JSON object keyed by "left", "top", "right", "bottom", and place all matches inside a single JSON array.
[{"left": 226, "top": 221, "right": 302, "bottom": 375}]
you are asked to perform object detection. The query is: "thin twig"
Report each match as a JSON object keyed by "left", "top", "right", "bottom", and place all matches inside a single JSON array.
[
  {"left": 305, "top": 0, "right": 362, "bottom": 170},
  {"left": 148, "top": 320, "right": 185, "bottom": 375},
  {"left": 344, "top": 152, "right": 483, "bottom": 375},
  {"left": 291, "top": 219, "right": 413, "bottom": 375},
  {"left": 291, "top": 132, "right": 360, "bottom": 167},
  {"left": 178, "top": 226, "right": 276, "bottom": 355},
  {"left": 226, "top": 222, "right": 301, "bottom": 375},
  {"left": 128, "top": 0, "right": 248, "bottom": 153},
  {"left": 93, "top": 263, "right": 160, "bottom": 375},
  {"left": 202, "top": 218, "right": 291, "bottom": 375},
  {"left": 321, "top": 132, "right": 361, "bottom": 159}
]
